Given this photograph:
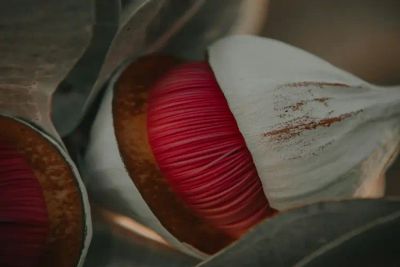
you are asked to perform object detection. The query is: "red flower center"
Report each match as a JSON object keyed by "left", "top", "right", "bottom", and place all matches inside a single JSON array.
[
  {"left": 147, "top": 62, "right": 274, "bottom": 236},
  {"left": 0, "top": 141, "right": 49, "bottom": 267}
]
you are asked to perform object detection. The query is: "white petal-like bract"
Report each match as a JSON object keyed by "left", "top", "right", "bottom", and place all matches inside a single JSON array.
[{"left": 209, "top": 35, "right": 400, "bottom": 210}]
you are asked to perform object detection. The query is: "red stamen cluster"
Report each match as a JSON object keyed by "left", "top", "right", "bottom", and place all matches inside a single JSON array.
[
  {"left": 148, "top": 62, "right": 274, "bottom": 236},
  {"left": 0, "top": 141, "right": 48, "bottom": 267}
]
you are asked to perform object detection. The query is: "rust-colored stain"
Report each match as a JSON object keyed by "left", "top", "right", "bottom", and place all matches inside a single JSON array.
[
  {"left": 283, "top": 101, "right": 305, "bottom": 111},
  {"left": 264, "top": 112, "right": 357, "bottom": 141},
  {"left": 279, "top": 81, "right": 351, "bottom": 89},
  {"left": 313, "top": 97, "right": 330, "bottom": 104},
  {"left": 283, "top": 97, "right": 331, "bottom": 112}
]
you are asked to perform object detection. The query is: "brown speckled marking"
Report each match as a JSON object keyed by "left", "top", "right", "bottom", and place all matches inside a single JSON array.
[
  {"left": 278, "top": 81, "right": 352, "bottom": 89},
  {"left": 113, "top": 55, "right": 234, "bottom": 254},
  {"left": 283, "top": 101, "right": 305, "bottom": 112},
  {"left": 264, "top": 112, "right": 358, "bottom": 141},
  {"left": 0, "top": 116, "right": 83, "bottom": 267},
  {"left": 313, "top": 97, "right": 330, "bottom": 103},
  {"left": 283, "top": 97, "right": 331, "bottom": 112}
]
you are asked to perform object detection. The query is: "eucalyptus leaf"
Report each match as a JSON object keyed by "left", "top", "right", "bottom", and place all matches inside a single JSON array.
[
  {"left": 198, "top": 199, "right": 400, "bottom": 267},
  {"left": 0, "top": 0, "right": 93, "bottom": 138}
]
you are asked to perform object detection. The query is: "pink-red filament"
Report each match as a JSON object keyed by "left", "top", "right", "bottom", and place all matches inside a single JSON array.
[
  {"left": 147, "top": 62, "right": 274, "bottom": 236},
  {"left": 0, "top": 141, "right": 48, "bottom": 267}
]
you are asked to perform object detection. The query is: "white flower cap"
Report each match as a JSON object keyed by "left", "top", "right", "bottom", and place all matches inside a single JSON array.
[{"left": 208, "top": 35, "right": 400, "bottom": 210}]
